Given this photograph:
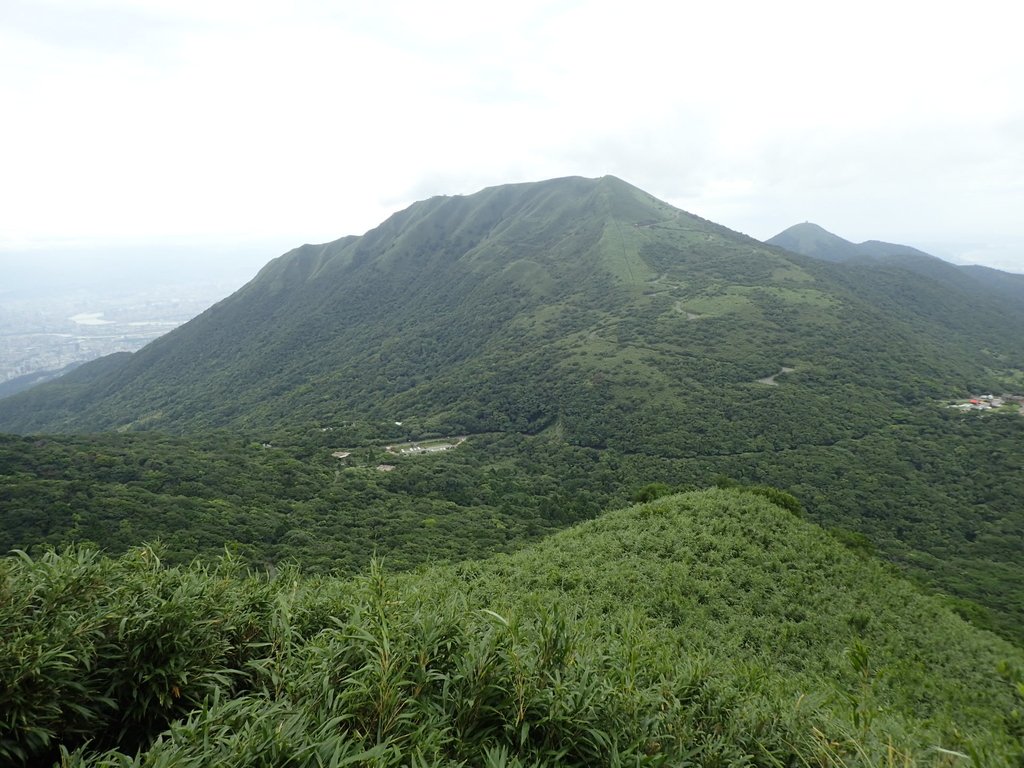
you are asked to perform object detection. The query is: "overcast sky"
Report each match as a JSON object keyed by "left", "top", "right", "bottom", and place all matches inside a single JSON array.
[{"left": 2, "top": 0, "right": 1023, "bottom": 276}]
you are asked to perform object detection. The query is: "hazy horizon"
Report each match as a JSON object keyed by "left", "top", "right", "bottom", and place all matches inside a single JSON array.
[
  {"left": 3, "top": 202, "right": 1021, "bottom": 301},
  {"left": 3, "top": 1, "right": 1022, "bottom": 274}
]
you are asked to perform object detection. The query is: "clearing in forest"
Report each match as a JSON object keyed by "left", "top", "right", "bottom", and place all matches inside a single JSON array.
[{"left": 385, "top": 436, "right": 468, "bottom": 455}]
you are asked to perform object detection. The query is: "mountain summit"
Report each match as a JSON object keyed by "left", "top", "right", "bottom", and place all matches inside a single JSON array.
[
  {"left": 766, "top": 222, "right": 932, "bottom": 263},
  {"left": 767, "top": 221, "right": 1024, "bottom": 311}
]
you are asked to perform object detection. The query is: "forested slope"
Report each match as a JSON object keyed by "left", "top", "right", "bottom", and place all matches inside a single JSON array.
[{"left": 3, "top": 402, "right": 1022, "bottom": 641}]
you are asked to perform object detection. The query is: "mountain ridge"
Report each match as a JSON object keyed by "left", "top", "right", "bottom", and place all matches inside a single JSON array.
[
  {"left": 768, "top": 222, "right": 1024, "bottom": 292},
  {"left": 767, "top": 222, "right": 934, "bottom": 262}
]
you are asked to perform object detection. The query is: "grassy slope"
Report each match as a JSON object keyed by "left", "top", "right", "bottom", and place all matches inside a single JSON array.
[
  {"left": 4, "top": 490, "right": 1023, "bottom": 766},
  {"left": 465, "top": 490, "right": 1021, "bottom": 725}
]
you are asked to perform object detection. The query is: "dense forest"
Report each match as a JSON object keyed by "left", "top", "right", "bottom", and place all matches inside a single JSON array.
[
  {"left": 3, "top": 402, "right": 1022, "bottom": 642},
  {"left": 4, "top": 490, "right": 1023, "bottom": 766}
]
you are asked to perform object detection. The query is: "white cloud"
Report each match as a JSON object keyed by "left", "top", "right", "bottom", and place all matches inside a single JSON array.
[{"left": 1, "top": 0, "right": 1023, "bottom": 270}]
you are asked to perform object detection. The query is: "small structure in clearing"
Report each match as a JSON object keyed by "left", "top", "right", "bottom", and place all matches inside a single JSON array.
[
  {"left": 385, "top": 436, "right": 468, "bottom": 455},
  {"left": 948, "top": 394, "right": 1022, "bottom": 413}
]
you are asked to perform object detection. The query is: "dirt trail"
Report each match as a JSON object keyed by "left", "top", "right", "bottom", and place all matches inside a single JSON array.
[
  {"left": 673, "top": 301, "right": 701, "bottom": 320},
  {"left": 757, "top": 366, "right": 794, "bottom": 386}
]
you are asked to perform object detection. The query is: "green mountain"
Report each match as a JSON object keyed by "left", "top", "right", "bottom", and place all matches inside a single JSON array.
[
  {"left": 767, "top": 222, "right": 1024, "bottom": 310},
  {"left": 5, "top": 490, "right": 1023, "bottom": 766},
  {"left": 2, "top": 177, "right": 1021, "bottom": 444},
  {"left": 765, "top": 222, "right": 931, "bottom": 263}
]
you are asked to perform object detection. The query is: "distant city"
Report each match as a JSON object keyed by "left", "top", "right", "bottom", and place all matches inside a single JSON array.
[
  {"left": 0, "top": 244, "right": 274, "bottom": 397},
  {"left": 0, "top": 283, "right": 238, "bottom": 394}
]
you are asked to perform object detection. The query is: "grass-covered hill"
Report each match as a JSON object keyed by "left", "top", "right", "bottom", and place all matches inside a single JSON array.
[
  {"left": 4, "top": 489, "right": 1022, "bottom": 767},
  {"left": 2, "top": 177, "right": 1022, "bottom": 448}
]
